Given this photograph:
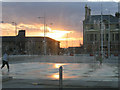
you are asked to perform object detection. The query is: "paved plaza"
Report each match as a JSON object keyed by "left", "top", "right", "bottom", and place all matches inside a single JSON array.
[{"left": 0, "top": 55, "right": 119, "bottom": 88}]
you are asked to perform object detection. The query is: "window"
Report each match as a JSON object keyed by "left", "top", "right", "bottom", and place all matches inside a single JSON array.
[
  {"left": 90, "top": 34, "right": 93, "bottom": 41},
  {"left": 106, "top": 34, "right": 108, "bottom": 41},
  {"left": 112, "top": 34, "right": 114, "bottom": 41},
  {"left": 105, "top": 24, "right": 109, "bottom": 29},
  {"left": 100, "top": 24, "right": 101, "bottom": 29},
  {"left": 90, "top": 25, "right": 94, "bottom": 29},
  {"left": 95, "top": 34, "right": 97, "bottom": 41},
  {"left": 115, "top": 34, "right": 119, "bottom": 41},
  {"left": 116, "top": 24, "right": 119, "bottom": 29}
]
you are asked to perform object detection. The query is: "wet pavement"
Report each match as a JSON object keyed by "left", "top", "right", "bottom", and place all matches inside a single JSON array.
[{"left": 0, "top": 55, "right": 119, "bottom": 88}]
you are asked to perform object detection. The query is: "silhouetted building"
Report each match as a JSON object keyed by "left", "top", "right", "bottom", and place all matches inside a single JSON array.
[{"left": 2, "top": 30, "right": 60, "bottom": 55}]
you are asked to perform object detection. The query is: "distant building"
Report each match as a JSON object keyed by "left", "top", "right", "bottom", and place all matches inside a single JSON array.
[
  {"left": 2, "top": 30, "right": 60, "bottom": 55},
  {"left": 59, "top": 45, "right": 84, "bottom": 55},
  {"left": 68, "top": 46, "right": 84, "bottom": 54},
  {"left": 83, "top": 5, "right": 120, "bottom": 55}
]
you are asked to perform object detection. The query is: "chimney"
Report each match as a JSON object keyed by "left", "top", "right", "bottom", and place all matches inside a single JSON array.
[
  {"left": 85, "top": 5, "right": 91, "bottom": 20},
  {"left": 88, "top": 7, "right": 91, "bottom": 16},
  {"left": 85, "top": 4, "right": 88, "bottom": 20},
  {"left": 18, "top": 30, "right": 25, "bottom": 37}
]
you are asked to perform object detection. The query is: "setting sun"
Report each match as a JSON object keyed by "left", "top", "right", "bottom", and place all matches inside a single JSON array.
[
  {"left": 0, "top": 23, "right": 83, "bottom": 48},
  {"left": 46, "top": 30, "right": 71, "bottom": 40}
]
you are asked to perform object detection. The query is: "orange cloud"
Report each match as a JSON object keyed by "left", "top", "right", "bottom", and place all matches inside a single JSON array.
[{"left": 0, "top": 23, "right": 83, "bottom": 48}]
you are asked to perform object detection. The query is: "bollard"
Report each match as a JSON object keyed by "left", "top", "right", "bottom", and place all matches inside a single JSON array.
[{"left": 59, "top": 66, "right": 63, "bottom": 88}]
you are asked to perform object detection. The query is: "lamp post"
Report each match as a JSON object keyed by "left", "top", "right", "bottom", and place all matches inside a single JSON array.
[
  {"left": 38, "top": 16, "right": 53, "bottom": 55},
  {"left": 38, "top": 16, "right": 46, "bottom": 55},
  {"left": 108, "top": 11, "right": 111, "bottom": 59},
  {"left": 105, "top": 9, "right": 111, "bottom": 59},
  {"left": 12, "top": 22, "right": 17, "bottom": 53},
  {"left": 12, "top": 22, "right": 17, "bottom": 36},
  {"left": 100, "top": 4, "right": 104, "bottom": 59}
]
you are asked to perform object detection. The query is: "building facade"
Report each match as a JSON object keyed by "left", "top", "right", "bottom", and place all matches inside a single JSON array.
[
  {"left": 68, "top": 46, "right": 84, "bottom": 55},
  {"left": 83, "top": 5, "right": 120, "bottom": 55},
  {"left": 2, "top": 30, "right": 60, "bottom": 55}
]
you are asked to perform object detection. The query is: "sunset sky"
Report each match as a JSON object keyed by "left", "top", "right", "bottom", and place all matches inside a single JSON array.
[{"left": 0, "top": 1, "right": 118, "bottom": 48}]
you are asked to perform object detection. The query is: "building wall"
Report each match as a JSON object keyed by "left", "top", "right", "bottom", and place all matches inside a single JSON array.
[
  {"left": 83, "top": 22, "right": 119, "bottom": 54},
  {"left": 83, "top": 5, "right": 119, "bottom": 55},
  {"left": 2, "top": 30, "right": 60, "bottom": 55}
]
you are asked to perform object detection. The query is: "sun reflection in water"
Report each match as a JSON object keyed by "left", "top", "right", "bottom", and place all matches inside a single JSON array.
[
  {"left": 54, "top": 63, "right": 66, "bottom": 68},
  {"left": 50, "top": 63, "right": 78, "bottom": 80},
  {"left": 50, "top": 73, "right": 79, "bottom": 80},
  {"left": 52, "top": 73, "right": 59, "bottom": 79}
]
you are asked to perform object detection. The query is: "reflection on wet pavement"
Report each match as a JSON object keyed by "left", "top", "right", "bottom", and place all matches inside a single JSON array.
[
  {"left": 53, "top": 64, "right": 66, "bottom": 68},
  {"left": 1, "top": 62, "right": 118, "bottom": 82}
]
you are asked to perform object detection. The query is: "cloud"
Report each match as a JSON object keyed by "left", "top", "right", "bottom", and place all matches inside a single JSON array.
[
  {"left": 2, "top": 0, "right": 87, "bottom": 2},
  {"left": 2, "top": 0, "right": 119, "bottom": 2},
  {"left": 2, "top": 2, "right": 118, "bottom": 33},
  {"left": 1, "top": 2, "right": 118, "bottom": 47}
]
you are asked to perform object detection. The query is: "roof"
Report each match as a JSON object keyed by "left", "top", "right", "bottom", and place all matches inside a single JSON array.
[
  {"left": 84, "top": 15, "right": 119, "bottom": 24},
  {"left": 25, "top": 37, "right": 59, "bottom": 42},
  {"left": 1, "top": 29, "right": 59, "bottom": 43},
  {"left": 1, "top": 36, "right": 59, "bottom": 42},
  {"left": 1, "top": 36, "right": 16, "bottom": 42}
]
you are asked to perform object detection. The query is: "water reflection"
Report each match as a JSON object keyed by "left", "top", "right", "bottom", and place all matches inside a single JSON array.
[
  {"left": 50, "top": 63, "right": 80, "bottom": 80},
  {"left": 7, "top": 62, "right": 118, "bottom": 81},
  {"left": 51, "top": 63, "right": 66, "bottom": 80},
  {"left": 50, "top": 72, "right": 79, "bottom": 80},
  {"left": 53, "top": 63, "right": 67, "bottom": 68},
  {"left": 51, "top": 73, "right": 59, "bottom": 79}
]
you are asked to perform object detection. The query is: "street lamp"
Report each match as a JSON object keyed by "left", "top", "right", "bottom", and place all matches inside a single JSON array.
[
  {"left": 108, "top": 11, "right": 111, "bottom": 59},
  {"left": 12, "top": 22, "right": 17, "bottom": 36},
  {"left": 38, "top": 16, "right": 46, "bottom": 55},
  {"left": 12, "top": 22, "right": 17, "bottom": 54},
  {"left": 100, "top": 5, "right": 104, "bottom": 59}
]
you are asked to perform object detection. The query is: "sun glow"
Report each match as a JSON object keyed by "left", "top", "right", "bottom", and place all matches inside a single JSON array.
[
  {"left": 50, "top": 72, "right": 78, "bottom": 80},
  {"left": 52, "top": 73, "right": 59, "bottom": 79},
  {"left": 54, "top": 63, "right": 66, "bottom": 68},
  {"left": 1, "top": 23, "right": 83, "bottom": 48},
  {"left": 46, "top": 30, "right": 71, "bottom": 40}
]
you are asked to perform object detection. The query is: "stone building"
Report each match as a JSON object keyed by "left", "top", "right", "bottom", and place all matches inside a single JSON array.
[
  {"left": 83, "top": 5, "right": 120, "bottom": 55},
  {"left": 2, "top": 30, "right": 60, "bottom": 55}
]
